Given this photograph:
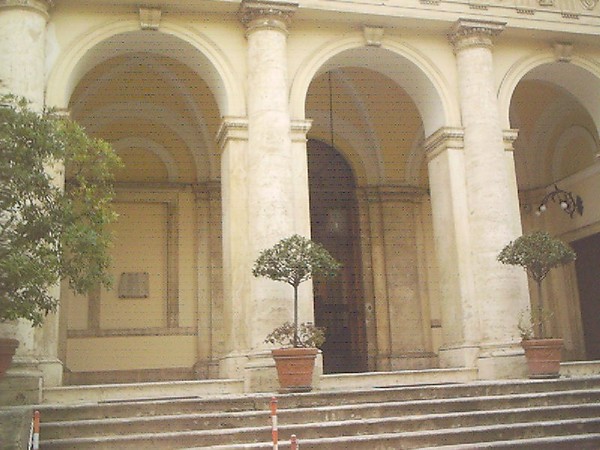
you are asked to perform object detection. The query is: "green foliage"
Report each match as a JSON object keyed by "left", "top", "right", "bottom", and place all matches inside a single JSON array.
[
  {"left": 497, "top": 231, "right": 576, "bottom": 284},
  {"left": 253, "top": 234, "right": 341, "bottom": 348},
  {"left": 265, "top": 322, "right": 326, "bottom": 349},
  {"left": 0, "top": 95, "right": 121, "bottom": 326},
  {"left": 498, "top": 230, "right": 576, "bottom": 339},
  {"left": 252, "top": 234, "right": 341, "bottom": 288},
  {"left": 517, "top": 308, "right": 555, "bottom": 340}
]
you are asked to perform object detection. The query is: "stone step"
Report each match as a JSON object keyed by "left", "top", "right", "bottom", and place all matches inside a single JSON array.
[
  {"left": 43, "top": 379, "right": 245, "bottom": 404},
  {"left": 38, "top": 376, "right": 600, "bottom": 449},
  {"left": 38, "top": 375, "right": 600, "bottom": 422},
  {"left": 198, "top": 433, "right": 600, "bottom": 450},
  {"left": 40, "top": 390, "right": 600, "bottom": 439},
  {"left": 40, "top": 404, "right": 600, "bottom": 449}
]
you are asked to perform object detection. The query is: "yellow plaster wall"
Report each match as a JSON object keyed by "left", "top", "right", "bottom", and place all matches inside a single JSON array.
[
  {"left": 66, "top": 335, "right": 197, "bottom": 372},
  {"left": 101, "top": 201, "right": 167, "bottom": 329}
]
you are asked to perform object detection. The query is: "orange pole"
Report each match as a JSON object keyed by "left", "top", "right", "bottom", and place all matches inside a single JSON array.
[
  {"left": 33, "top": 410, "right": 40, "bottom": 450},
  {"left": 270, "top": 397, "right": 278, "bottom": 450}
]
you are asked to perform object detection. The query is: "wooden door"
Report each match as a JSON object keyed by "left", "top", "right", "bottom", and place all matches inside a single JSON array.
[
  {"left": 308, "top": 140, "right": 367, "bottom": 373},
  {"left": 572, "top": 233, "right": 600, "bottom": 359}
]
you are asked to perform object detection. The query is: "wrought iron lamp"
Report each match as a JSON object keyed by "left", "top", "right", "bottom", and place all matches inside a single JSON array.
[{"left": 535, "top": 184, "right": 583, "bottom": 218}]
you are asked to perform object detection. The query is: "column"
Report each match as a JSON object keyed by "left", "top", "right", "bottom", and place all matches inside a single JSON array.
[
  {"left": 0, "top": 0, "right": 49, "bottom": 105},
  {"left": 0, "top": 1, "right": 63, "bottom": 399},
  {"left": 449, "top": 19, "right": 529, "bottom": 378},
  {"left": 219, "top": 0, "right": 304, "bottom": 391}
]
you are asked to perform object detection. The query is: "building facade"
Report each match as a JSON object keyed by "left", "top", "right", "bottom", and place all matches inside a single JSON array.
[{"left": 1, "top": 0, "right": 599, "bottom": 392}]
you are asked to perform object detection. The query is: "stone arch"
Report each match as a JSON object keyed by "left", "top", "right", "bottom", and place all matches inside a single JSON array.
[
  {"left": 499, "top": 51, "right": 600, "bottom": 137},
  {"left": 46, "top": 20, "right": 243, "bottom": 117},
  {"left": 290, "top": 35, "right": 458, "bottom": 138}
]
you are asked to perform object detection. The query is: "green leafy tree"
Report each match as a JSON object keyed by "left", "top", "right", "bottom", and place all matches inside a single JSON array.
[
  {"left": 253, "top": 234, "right": 341, "bottom": 347},
  {"left": 497, "top": 231, "right": 576, "bottom": 339},
  {"left": 0, "top": 95, "right": 121, "bottom": 326}
]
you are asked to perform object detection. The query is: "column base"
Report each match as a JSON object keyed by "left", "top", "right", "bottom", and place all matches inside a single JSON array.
[
  {"left": 0, "top": 367, "right": 42, "bottom": 406},
  {"left": 438, "top": 344, "right": 479, "bottom": 369},
  {"left": 477, "top": 341, "right": 527, "bottom": 380}
]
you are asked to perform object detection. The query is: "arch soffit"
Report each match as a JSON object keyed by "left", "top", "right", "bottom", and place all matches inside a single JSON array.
[
  {"left": 45, "top": 20, "right": 243, "bottom": 117},
  {"left": 290, "top": 35, "right": 458, "bottom": 138},
  {"left": 498, "top": 51, "right": 600, "bottom": 136},
  {"left": 113, "top": 137, "right": 180, "bottom": 182}
]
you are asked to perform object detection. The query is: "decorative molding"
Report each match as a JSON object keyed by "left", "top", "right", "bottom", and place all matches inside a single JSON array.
[
  {"left": 290, "top": 119, "right": 313, "bottom": 142},
  {"left": 363, "top": 26, "right": 385, "bottom": 47},
  {"left": 539, "top": 0, "right": 554, "bottom": 5},
  {"left": 424, "top": 127, "right": 465, "bottom": 161},
  {"left": 216, "top": 117, "right": 249, "bottom": 150},
  {"left": 554, "top": 42, "right": 573, "bottom": 62},
  {"left": 239, "top": 0, "right": 298, "bottom": 35},
  {"left": 561, "top": 10, "right": 580, "bottom": 19},
  {"left": 469, "top": 0, "right": 489, "bottom": 10},
  {"left": 357, "top": 185, "right": 428, "bottom": 204},
  {"left": 448, "top": 19, "right": 506, "bottom": 52},
  {"left": 139, "top": 7, "right": 161, "bottom": 31},
  {"left": 580, "top": 0, "right": 598, "bottom": 10},
  {"left": 503, "top": 129, "right": 520, "bottom": 152}
]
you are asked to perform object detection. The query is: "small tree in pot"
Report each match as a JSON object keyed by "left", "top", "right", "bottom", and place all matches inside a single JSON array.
[
  {"left": 0, "top": 95, "right": 121, "bottom": 377},
  {"left": 253, "top": 234, "right": 340, "bottom": 391},
  {"left": 497, "top": 230, "right": 576, "bottom": 377}
]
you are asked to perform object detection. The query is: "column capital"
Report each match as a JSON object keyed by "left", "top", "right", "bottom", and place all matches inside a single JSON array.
[
  {"left": 449, "top": 18, "right": 506, "bottom": 52},
  {"left": 239, "top": 0, "right": 298, "bottom": 35},
  {"left": 0, "top": 0, "right": 52, "bottom": 18}
]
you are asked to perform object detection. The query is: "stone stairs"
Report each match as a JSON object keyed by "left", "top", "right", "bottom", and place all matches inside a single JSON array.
[{"left": 37, "top": 375, "right": 600, "bottom": 449}]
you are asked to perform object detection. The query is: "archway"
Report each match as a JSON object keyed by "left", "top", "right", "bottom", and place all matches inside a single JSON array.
[
  {"left": 308, "top": 139, "right": 367, "bottom": 374},
  {"left": 508, "top": 60, "right": 600, "bottom": 361},
  {"left": 304, "top": 60, "right": 441, "bottom": 373},
  {"left": 60, "top": 31, "right": 224, "bottom": 384}
]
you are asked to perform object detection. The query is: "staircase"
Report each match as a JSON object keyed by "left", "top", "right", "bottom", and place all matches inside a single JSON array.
[{"left": 38, "top": 375, "right": 600, "bottom": 449}]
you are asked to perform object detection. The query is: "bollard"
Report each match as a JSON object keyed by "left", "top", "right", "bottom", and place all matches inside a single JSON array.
[
  {"left": 270, "top": 397, "right": 278, "bottom": 450},
  {"left": 32, "top": 410, "right": 40, "bottom": 450},
  {"left": 291, "top": 434, "right": 299, "bottom": 450}
]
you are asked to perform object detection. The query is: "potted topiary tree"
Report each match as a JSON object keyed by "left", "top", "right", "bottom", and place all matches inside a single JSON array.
[
  {"left": 0, "top": 95, "right": 121, "bottom": 377},
  {"left": 497, "top": 230, "right": 576, "bottom": 378},
  {"left": 253, "top": 234, "right": 341, "bottom": 392}
]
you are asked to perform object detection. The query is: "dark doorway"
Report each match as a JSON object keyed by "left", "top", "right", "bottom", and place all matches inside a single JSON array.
[
  {"left": 572, "top": 232, "right": 600, "bottom": 360},
  {"left": 308, "top": 139, "right": 368, "bottom": 374}
]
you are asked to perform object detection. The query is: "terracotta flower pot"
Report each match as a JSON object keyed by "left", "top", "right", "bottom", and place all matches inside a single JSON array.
[
  {"left": 521, "top": 338, "right": 563, "bottom": 379},
  {"left": 0, "top": 338, "right": 19, "bottom": 379},
  {"left": 271, "top": 347, "right": 318, "bottom": 393}
]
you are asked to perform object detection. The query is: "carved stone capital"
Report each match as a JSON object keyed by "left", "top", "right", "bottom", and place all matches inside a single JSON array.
[
  {"left": 0, "top": 0, "right": 52, "bottom": 18},
  {"left": 448, "top": 19, "right": 505, "bottom": 52},
  {"left": 239, "top": 0, "right": 298, "bottom": 35}
]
